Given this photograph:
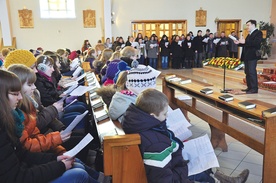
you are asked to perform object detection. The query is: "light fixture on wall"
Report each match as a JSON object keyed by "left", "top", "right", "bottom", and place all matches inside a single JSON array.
[
  {"left": 214, "top": 17, "right": 219, "bottom": 24},
  {"left": 111, "top": 11, "right": 115, "bottom": 24}
]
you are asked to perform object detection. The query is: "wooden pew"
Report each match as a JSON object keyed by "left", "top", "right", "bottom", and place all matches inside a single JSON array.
[
  {"left": 103, "top": 134, "right": 147, "bottom": 183},
  {"left": 163, "top": 74, "right": 276, "bottom": 183},
  {"left": 85, "top": 72, "right": 147, "bottom": 183}
]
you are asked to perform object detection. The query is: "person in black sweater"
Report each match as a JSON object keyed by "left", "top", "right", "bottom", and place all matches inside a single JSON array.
[{"left": 192, "top": 30, "right": 204, "bottom": 68}]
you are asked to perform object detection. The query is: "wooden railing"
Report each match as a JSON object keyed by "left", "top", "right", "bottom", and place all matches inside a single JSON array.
[{"left": 162, "top": 74, "right": 276, "bottom": 183}]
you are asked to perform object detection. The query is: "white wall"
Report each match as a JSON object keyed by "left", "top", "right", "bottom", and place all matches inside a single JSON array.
[
  {"left": 5, "top": 0, "right": 273, "bottom": 50},
  {"left": 112, "top": 0, "right": 272, "bottom": 38},
  {"left": 8, "top": 0, "right": 103, "bottom": 51}
]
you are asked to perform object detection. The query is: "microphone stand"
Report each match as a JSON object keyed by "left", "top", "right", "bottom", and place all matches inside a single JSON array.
[{"left": 220, "top": 59, "right": 232, "bottom": 93}]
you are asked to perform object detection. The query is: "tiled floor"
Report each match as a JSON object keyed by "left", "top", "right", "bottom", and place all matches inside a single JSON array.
[
  {"left": 155, "top": 68, "right": 265, "bottom": 183},
  {"left": 188, "top": 113, "right": 263, "bottom": 183}
]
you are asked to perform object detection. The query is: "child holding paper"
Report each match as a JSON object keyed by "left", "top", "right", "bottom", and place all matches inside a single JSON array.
[
  {"left": 7, "top": 64, "right": 74, "bottom": 155},
  {"left": 122, "top": 88, "right": 250, "bottom": 183},
  {"left": 146, "top": 34, "right": 159, "bottom": 69},
  {"left": 0, "top": 69, "right": 107, "bottom": 183}
]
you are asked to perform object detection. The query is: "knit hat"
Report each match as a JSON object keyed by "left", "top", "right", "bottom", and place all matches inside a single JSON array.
[
  {"left": 4, "top": 49, "right": 36, "bottom": 68},
  {"left": 113, "top": 60, "right": 131, "bottom": 83},
  {"left": 126, "top": 64, "right": 161, "bottom": 95}
]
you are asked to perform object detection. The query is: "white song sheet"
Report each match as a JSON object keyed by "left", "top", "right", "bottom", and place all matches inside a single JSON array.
[
  {"left": 166, "top": 108, "right": 192, "bottom": 141},
  {"left": 182, "top": 134, "right": 219, "bottom": 176},
  {"left": 63, "top": 110, "right": 88, "bottom": 134},
  {"left": 64, "top": 133, "right": 93, "bottom": 158},
  {"left": 70, "top": 85, "right": 94, "bottom": 96}
]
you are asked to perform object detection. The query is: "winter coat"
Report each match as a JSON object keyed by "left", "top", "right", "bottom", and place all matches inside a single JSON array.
[
  {"left": 0, "top": 129, "right": 65, "bottom": 183},
  {"left": 20, "top": 104, "right": 65, "bottom": 155},
  {"left": 120, "top": 57, "right": 133, "bottom": 67},
  {"left": 171, "top": 41, "right": 185, "bottom": 58},
  {"left": 146, "top": 40, "right": 159, "bottom": 59},
  {"left": 59, "top": 59, "right": 70, "bottom": 74},
  {"left": 33, "top": 89, "right": 65, "bottom": 134},
  {"left": 106, "top": 59, "right": 120, "bottom": 79},
  {"left": 206, "top": 38, "right": 217, "bottom": 54},
  {"left": 160, "top": 40, "right": 171, "bottom": 57},
  {"left": 228, "top": 36, "right": 239, "bottom": 52},
  {"left": 217, "top": 37, "right": 229, "bottom": 57},
  {"left": 122, "top": 104, "right": 190, "bottom": 183},
  {"left": 35, "top": 73, "right": 60, "bottom": 107},
  {"left": 183, "top": 40, "right": 194, "bottom": 60},
  {"left": 137, "top": 44, "right": 147, "bottom": 58},
  {"left": 108, "top": 91, "right": 136, "bottom": 122},
  {"left": 192, "top": 36, "right": 204, "bottom": 53}
]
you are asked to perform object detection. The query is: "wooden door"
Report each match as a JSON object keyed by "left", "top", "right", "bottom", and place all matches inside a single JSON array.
[
  {"left": 217, "top": 20, "right": 241, "bottom": 38},
  {"left": 131, "top": 20, "right": 187, "bottom": 40}
]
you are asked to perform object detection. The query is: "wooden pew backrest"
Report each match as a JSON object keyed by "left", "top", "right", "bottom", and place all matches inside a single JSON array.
[{"left": 103, "top": 134, "right": 147, "bottom": 183}]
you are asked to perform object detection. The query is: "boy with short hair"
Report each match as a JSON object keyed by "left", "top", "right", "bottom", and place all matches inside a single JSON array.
[{"left": 122, "top": 88, "right": 249, "bottom": 183}]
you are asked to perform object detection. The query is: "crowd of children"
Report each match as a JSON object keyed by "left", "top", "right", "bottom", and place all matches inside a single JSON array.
[{"left": 0, "top": 33, "right": 247, "bottom": 182}]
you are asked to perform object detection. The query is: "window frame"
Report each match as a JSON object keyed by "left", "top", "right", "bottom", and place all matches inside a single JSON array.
[{"left": 39, "top": 0, "right": 76, "bottom": 19}]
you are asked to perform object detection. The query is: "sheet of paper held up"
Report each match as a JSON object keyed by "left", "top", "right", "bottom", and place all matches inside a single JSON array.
[
  {"left": 182, "top": 134, "right": 219, "bottom": 176},
  {"left": 64, "top": 133, "right": 93, "bottom": 158},
  {"left": 166, "top": 108, "right": 192, "bottom": 141},
  {"left": 169, "top": 124, "right": 192, "bottom": 141},
  {"left": 63, "top": 99, "right": 78, "bottom": 110},
  {"left": 63, "top": 110, "right": 88, "bottom": 134},
  {"left": 63, "top": 80, "right": 78, "bottom": 88},
  {"left": 63, "top": 84, "right": 78, "bottom": 95},
  {"left": 72, "top": 66, "right": 83, "bottom": 78},
  {"left": 213, "top": 38, "right": 221, "bottom": 44},
  {"left": 70, "top": 85, "right": 94, "bottom": 96},
  {"left": 75, "top": 73, "right": 86, "bottom": 82},
  {"left": 166, "top": 108, "right": 191, "bottom": 129}
]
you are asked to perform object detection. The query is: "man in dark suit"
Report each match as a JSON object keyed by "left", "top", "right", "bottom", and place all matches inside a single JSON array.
[{"left": 235, "top": 19, "right": 262, "bottom": 94}]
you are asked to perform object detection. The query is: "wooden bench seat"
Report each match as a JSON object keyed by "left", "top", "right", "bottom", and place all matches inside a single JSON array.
[{"left": 85, "top": 72, "right": 148, "bottom": 183}]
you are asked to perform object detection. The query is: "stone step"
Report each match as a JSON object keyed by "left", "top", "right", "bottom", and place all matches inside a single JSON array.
[{"left": 192, "top": 66, "right": 245, "bottom": 84}]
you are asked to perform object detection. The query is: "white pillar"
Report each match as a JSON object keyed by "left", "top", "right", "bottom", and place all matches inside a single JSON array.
[
  {"left": 103, "top": 0, "right": 112, "bottom": 40},
  {"left": 0, "top": 0, "right": 12, "bottom": 46}
]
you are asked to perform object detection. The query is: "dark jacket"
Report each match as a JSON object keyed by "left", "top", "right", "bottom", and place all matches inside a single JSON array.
[
  {"left": 35, "top": 73, "right": 60, "bottom": 107},
  {"left": 206, "top": 38, "right": 216, "bottom": 54},
  {"left": 0, "top": 129, "right": 65, "bottom": 183},
  {"left": 122, "top": 104, "right": 190, "bottom": 183},
  {"left": 33, "top": 89, "right": 65, "bottom": 133},
  {"left": 192, "top": 36, "right": 204, "bottom": 53},
  {"left": 120, "top": 57, "right": 133, "bottom": 67},
  {"left": 240, "top": 29, "right": 263, "bottom": 61},
  {"left": 183, "top": 40, "right": 194, "bottom": 60},
  {"left": 217, "top": 37, "right": 229, "bottom": 57},
  {"left": 228, "top": 36, "right": 238, "bottom": 52},
  {"left": 160, "top": 39, "right": 170, "bottom": 56},
  {"left": 59, "top": 59, "right": 70, "bottom": 74},
  {"left": 171, "top": 41, "right": 185, "bottom": 58}
]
